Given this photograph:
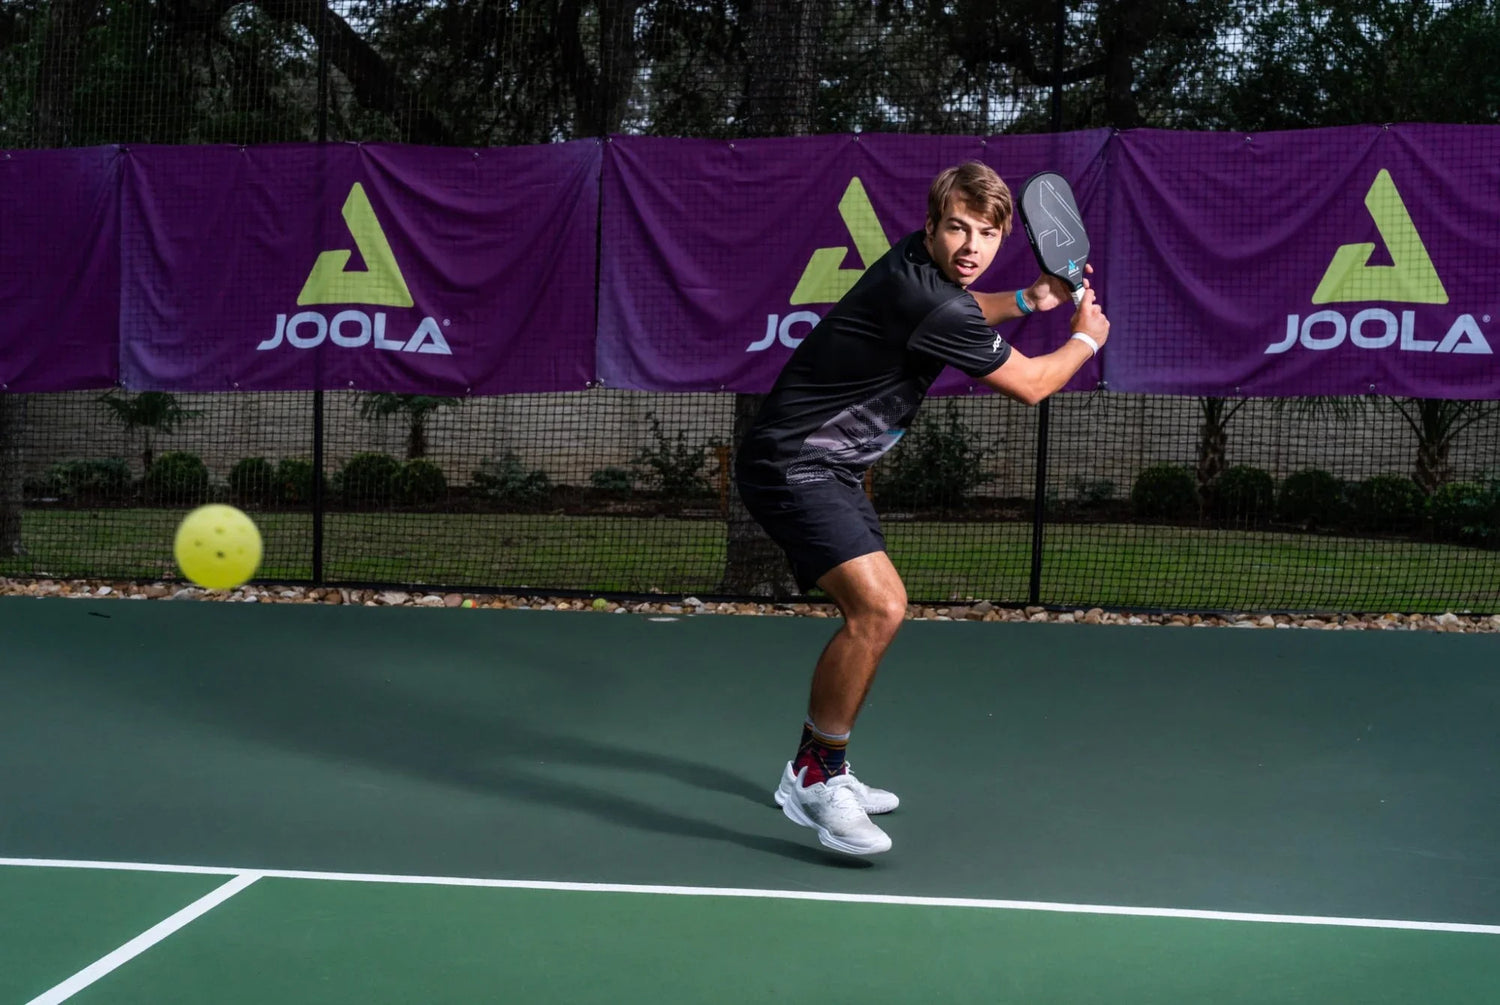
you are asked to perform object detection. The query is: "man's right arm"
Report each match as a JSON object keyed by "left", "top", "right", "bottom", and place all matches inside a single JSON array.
[{"left": 980, "top": 284, "right": 1109, "bottom": 406}]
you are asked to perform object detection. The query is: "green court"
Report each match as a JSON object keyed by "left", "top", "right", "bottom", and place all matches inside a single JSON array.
[{"left": 2, "top": 597, "right": 1497, "bottom": 1002}]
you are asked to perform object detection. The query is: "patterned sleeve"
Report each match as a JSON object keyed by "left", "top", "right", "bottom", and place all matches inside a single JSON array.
[{"left": 907, "top": 295, "right": 1011, "bottom": 378}]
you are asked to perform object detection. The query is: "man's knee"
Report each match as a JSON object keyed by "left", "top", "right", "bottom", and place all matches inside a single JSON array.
[
  {"left": 847, "top": 581, "right": 907, "bottom": 639},
  {"left": 819, "top": 552, "right": 907, "bottom": 634}
]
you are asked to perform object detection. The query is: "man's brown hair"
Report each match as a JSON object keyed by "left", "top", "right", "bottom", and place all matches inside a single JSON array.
[{"left": 926, "top": 161, "right": 1013, "bottom": 236}]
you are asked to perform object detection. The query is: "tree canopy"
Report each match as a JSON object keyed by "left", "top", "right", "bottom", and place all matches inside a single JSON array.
[{"left": 4, "top": 0, "right": 1495, "bottom": 150}]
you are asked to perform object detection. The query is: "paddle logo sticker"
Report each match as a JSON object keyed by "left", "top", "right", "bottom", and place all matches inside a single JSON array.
[
  {"left": 258, "top": 182, "right": 452, "bottom": 356},
  {"left": 746, "top": 177, "right": 892, "bottom": 353},
  {"left": 1267, "top": 169, "right": 1490, "bottom": 357}
]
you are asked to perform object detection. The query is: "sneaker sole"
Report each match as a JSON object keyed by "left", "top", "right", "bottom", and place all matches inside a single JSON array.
[{"left": 777, "top": 781, "right": 892, "bottom": 856}]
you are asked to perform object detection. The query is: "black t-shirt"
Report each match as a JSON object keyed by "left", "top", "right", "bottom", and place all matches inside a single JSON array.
[{"left": 736, "top": 230, "right": 1011, "bottom": 487}]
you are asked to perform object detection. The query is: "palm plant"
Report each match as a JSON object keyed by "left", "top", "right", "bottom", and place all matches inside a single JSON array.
[
  {"left": 1195, "top": 397, "right": 1247, "bottom": 496},
  {"left": 356, "top": 394, "right": 462, "bottom": 460},
  {"left": 1389, "top": 398, "right": 1500, "bottom": 494},
  {"left": 97, "top": 390, "right": 199, "bottom": 472}
]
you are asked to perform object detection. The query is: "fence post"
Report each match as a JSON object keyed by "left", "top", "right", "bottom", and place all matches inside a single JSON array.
[
  {"left": 310, "top": 3, "right": 331, "bottom": 584},
  {"left": 1028, "top": 0, "right": 1068, "bottom": 606}
]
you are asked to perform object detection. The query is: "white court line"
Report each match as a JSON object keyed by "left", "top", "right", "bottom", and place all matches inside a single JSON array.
[
  {"left": 22, "top": 871, "right": 260, "bottom": 1005},
  {"left": 3, "top": 856, "right": 1498, "bottom": 937}
]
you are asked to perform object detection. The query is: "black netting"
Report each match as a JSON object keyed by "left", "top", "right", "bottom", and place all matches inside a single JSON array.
[{"left": 4, "top": 1, "right": 1499, "bottom": 612}]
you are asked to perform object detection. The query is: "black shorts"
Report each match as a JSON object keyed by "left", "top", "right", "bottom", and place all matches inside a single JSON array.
[{"left": 736, "top": 477, "right": 886, "bottom": 593}]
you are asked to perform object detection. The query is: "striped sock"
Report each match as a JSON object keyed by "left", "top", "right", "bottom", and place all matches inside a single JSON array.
[{"left": 792, "top": 719, "right": 849, "bottom": 786}]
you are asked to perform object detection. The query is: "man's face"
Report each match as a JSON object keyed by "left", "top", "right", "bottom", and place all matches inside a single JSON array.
[{"left": 923, "top": 199, "right": 1002, "bottom": 288}]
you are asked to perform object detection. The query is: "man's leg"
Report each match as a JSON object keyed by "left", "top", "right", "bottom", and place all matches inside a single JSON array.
[
  {"left": 808, "top": 550, "right": 908, "bottom": 735},
  {"left": 773, "top": 550, "right": 906, "bottom": 855}
]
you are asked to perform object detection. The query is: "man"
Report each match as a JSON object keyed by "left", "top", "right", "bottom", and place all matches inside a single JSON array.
[{"left": 734, "top": 161, "right": 1110, "bottom": 856}]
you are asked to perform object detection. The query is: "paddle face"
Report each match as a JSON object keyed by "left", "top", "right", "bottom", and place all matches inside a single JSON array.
[{"left": 1018, "top": 171, "right": 1089, "bottom": 302}]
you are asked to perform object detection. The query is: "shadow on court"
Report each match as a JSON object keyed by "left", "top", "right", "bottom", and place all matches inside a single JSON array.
[{"left": 6, "top": 603, "right": 869, "bottom": 871}]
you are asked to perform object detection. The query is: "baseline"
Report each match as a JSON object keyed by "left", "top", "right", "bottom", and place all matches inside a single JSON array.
[{"left": 4, "top": 857, "right": 1496, "bottom": 937}]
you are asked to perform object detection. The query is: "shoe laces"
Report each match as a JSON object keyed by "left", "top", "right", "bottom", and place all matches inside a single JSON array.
[
  {"left": 836, "top": 764, "right": 869, "bottom": 794},
  {"left": 823, "top": 774, "right": 864, "bottom": 811}
]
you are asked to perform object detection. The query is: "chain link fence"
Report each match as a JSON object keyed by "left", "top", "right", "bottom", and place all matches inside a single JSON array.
[{"left": 3, "top": 0, "right": 1498, "bottom": 611}]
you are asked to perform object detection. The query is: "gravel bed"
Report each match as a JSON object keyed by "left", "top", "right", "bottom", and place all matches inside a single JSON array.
[{"left": 2, "top": 577, "right": 1497, "bottom": 632}]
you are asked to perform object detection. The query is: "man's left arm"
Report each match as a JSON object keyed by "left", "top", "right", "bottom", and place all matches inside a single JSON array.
[
  {"left": 969, "top": 266, "right": 1093, "bottom": 326},
  {"left": 970, "top": 289, "right": 1032, "bottom": 326}
]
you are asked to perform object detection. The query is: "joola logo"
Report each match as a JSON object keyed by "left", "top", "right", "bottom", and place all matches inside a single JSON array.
[
  {"left": 747, "top": 177, "right": 890, "bottom": 352},
  {"left": 1267, "top": 169, "right": 1491, "bottom": 356},
  {"left": 257, "top": 183, "right": 452, "bottom": 355}
]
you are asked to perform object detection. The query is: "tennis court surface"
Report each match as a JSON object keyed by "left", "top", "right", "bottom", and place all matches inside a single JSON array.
[{"left": 3, "top": 596, "right": 1497, "bottom": 1002}]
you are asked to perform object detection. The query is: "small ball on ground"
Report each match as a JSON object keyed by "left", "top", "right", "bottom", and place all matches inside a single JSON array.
[{"left": 592, "top": 597, "right": 608, "bottom": 610}]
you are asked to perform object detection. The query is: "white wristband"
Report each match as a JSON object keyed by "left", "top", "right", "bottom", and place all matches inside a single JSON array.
[{"left": 1070, "top": 332, "right": 1099, "bottom": 356}]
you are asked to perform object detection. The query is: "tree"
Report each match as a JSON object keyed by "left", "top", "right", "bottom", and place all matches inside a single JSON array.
[
  {"left": 555, "top": 0, "right": 644, "bottom": 137},
  {"left": 97, "top": 390, "right": 199, "bottom": 472},
  {"left": 1388, "top": 398, "right": 1499, "bottom": 495},
  {"left": 1218, "top": 0, "right": 1500, "bottom": 132},
  {"left": 356, "top": 393, "right": 461, "bottom": 460},
  {"left": 946, "top": 0, "right": 1241, "bottom": 132},
  {"left": 0, "top": 395, "right": 24, "bottom": 556},
  {"left": 1195, "top": 396, "right": 1247, "bottom": 501},
  {"left": 353, "top": 0, "right": 564, "bottom": 145},
  {"left": 2, "top": 0, "right": 110, "bottom": 557},
  {"left": 632, "top": 0, "right": 739, "bottom": 136}
]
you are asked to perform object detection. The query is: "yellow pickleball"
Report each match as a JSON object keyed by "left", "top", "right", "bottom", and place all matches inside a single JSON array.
[{"left": 174, "top": 504, "right": 263, "bottom": 589}]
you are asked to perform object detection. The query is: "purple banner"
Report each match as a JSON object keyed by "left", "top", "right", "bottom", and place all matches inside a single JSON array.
[
  {"left": 1107, "top": 125, "right": 1500, "bottom": 398},
  {"left": 597, "top": 131, "right": 1111, "bottom": 395},
  {"left": 0, "top": 147, "right": 120, "bottom": 391},
  {"left": 4, "top": 128, "right": 1499, "bottom": 399},
  {"left": 120, "top": 141, "right": 599, "bottom": 393}
]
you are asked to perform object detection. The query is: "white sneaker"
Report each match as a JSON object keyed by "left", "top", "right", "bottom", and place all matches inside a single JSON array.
[
  {"left": 774, "top": 761, "right": 900, "bottom": 815},
  {"left": 775, "top": 765, "right": 892, "bottom": 855}
]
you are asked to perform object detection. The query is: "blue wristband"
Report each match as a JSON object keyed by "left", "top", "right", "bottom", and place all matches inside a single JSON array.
[{"left": 1015, "top": 289, "right": 1033, "bottom": 315}]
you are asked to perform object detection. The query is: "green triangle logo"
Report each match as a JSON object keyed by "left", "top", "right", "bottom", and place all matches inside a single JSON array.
[
  {"left": 297, "top": 183, "right": 414, "bottom": 307},
  {"left": 789, "top": 178, "right": 891, "bottom": 305},
  {"left": 1311, "top": 169, "right": 1447, "bottom": 305}
]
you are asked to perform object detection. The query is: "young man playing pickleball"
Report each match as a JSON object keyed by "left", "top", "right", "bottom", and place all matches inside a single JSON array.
[{"left": 734, "top": 161, "right": 1110, "bottom": 856}]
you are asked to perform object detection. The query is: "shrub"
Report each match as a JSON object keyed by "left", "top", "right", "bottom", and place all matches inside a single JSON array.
[
  {"left": 30, "top": 459, "right": 132, "bottom": 503},
  {"left": 472, "top": 452, "right": 551, "bottom": 506},
  {"left": 590, "top": 466, "right": 634, "bottom": 496},
  {"left": 632, "top": 415, "right": 713, "bottom": 498},
  {"left": 275, "top": 458, "right": 322, "bottom": 506},
  {"left": 1426, "top": 481, "right": 1499, "bottom": 546},
  {"left": 1349, "top": 474, "right": 1424, "bottom": 533},
  {"left": 397, "top": 458, "right": 448, "bottom": 504},
  {"left": 874, "top": 401, "right": 993, "bottom": 511},
  {"left": 1277, "top": 468, "right": 1347, "bottom": 527},
  {"left": 1068, "top": 476, "right": 1117, "bottom": 507},
  {"left": 1129, "top": 463, "right": 1197, "bottom": 521},
  {"left": 337, "top": 452, "right": 402, "bottom": 506},
  {"left": 1206, "top": 465, "right": 1275, "bottom": 523},
  {"left": 142, "top": 451, "right": 209, "bottom": 505},
  {"left": 228, "top": 457, "right": 276, "bottom": 505}
]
